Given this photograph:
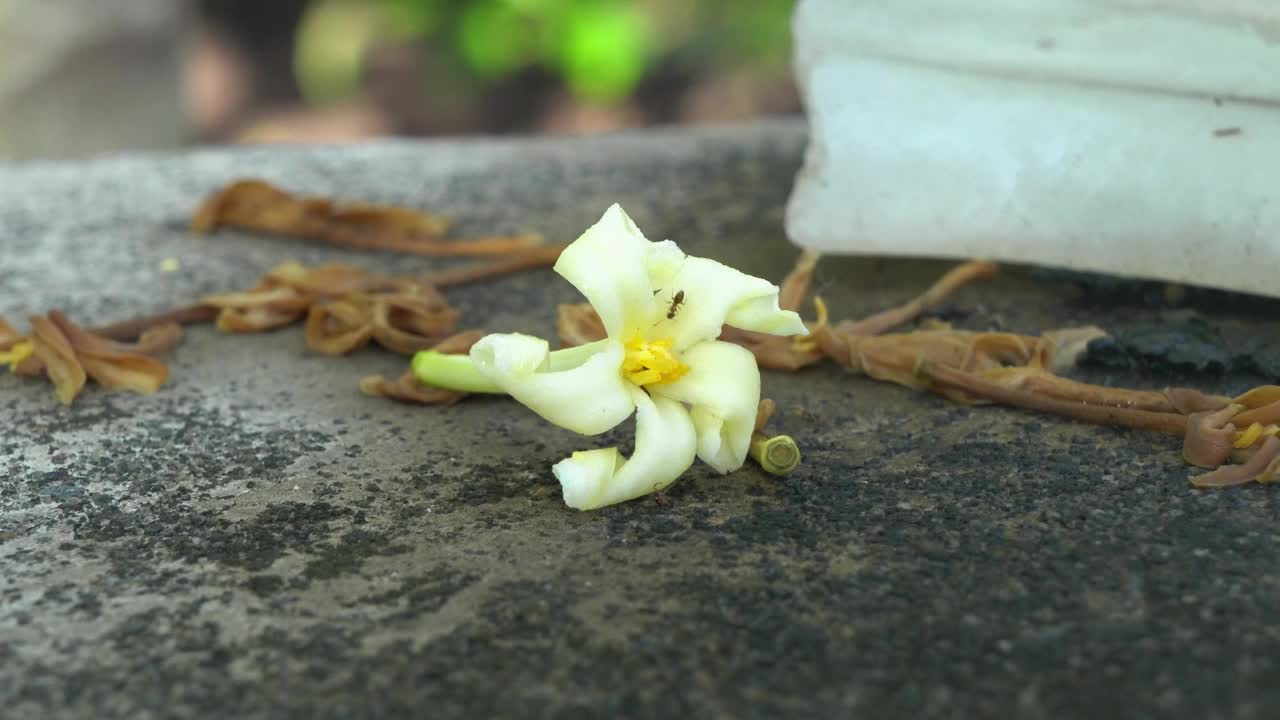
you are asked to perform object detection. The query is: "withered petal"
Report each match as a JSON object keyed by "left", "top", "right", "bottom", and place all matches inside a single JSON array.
[
  {"left": 1164, "top": 387, "right": 1234, "bottom": 415},
  {"left": 369, "top": 296, "right": 459, "bottom": 355},
  {"left": 359, "top": 370, "right": 467, "bottom": 405},
  {"left": 216, "top": 307, "right": 306, "bottom": 333},
  {"left": 1234, "top": 385, "right": 1280, "bottom": 410},
  {"left": 1183, "top": 404, "right": 1245, "bottom": 469},
  {"left": 0, "top": 316, "right": 23, "bottom": 350},
  {"left": 778, "top": 250, "right": 821, "bottom": 313},
  {"left": 202, "top": 286, "right": 310, "bottom": 312},
  {"left": 29, "top": 315, "right": 86, "bottom": 405},
  {"left": 332, "top": 204, "right": 451, "bottom": 236},
  {"left": 48, "top": 310, "right": 182, "bottom": 358},
  {"left": 1234, "top": 398, "right": 1280, "bottom": 427},
  {"left": 1191, "top": 435, "right": 1280, "bottom": 488},
  {"left": 78, "top": 353, "right": 170, "bottom": 394},
  {"left": 305, "top": 302, "right": 374, "bottom": 356}
]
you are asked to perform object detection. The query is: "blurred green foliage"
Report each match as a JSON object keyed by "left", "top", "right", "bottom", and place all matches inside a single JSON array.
[{"left": 294, "top": 0, "right": 793, "bottom": 106}]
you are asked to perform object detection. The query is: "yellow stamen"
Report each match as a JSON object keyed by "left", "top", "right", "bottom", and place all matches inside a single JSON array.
[
  {"left": 0, "top": 340, "right": 34, "bottom": 372},
  {"left": 622, "top": 333, "right": 688, "bottom": 386},
  {"left": 792, "top": 296, "right": 829, "bottom": 352},
  {"left": 1235, "top": 422, "right": 1264, "bottom": 449}
]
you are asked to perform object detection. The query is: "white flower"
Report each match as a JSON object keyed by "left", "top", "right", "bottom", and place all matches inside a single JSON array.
[{"left": 420, "top": 204, "right": 807, "bottom": 510}]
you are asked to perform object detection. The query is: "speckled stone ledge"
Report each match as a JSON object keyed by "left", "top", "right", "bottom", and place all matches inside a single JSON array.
[{"left": 2, "top": 120, "right": 1278, "bottom": 719}]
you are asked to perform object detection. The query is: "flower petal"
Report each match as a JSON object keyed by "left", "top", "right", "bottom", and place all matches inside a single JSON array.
[
  {"left": 554, "top": 204, "right": 658, "bottom": 339},
  {"left": 648, "top": 340, "right": 760, "bottom": 473},
  {"left": 553, "top": 386, "right": 697, "bottom": 510},
  {"left": 645, "top": 241, "right": 807, "bottom": 350},
  {"left": 470, "top": 333, "right": 634, "bottom": 435}
]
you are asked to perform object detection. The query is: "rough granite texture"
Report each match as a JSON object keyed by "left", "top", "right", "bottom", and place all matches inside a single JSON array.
[{"left": 2, "top": 120, "right": 1279, "bottom": 719}]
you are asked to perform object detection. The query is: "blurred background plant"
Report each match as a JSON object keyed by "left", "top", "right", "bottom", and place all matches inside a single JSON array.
[{"left": 0, "top": 0, "right": 799, "bottom": 160}]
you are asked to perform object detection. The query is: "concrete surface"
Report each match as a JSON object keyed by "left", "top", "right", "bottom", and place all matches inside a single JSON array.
[{"left": 2, "top": 120, "right": 1279, "bottom": 719}]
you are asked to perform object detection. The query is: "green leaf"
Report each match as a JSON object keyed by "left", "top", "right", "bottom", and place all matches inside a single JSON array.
[
  {"left": 458, "top": 0, "right": 537, "bottom": 77},
  {"left": 294, "top": 0, "right": 381, "bottom": 105},
  {"left": 555, "top": 0, "right": 649, "bottom": 103}
]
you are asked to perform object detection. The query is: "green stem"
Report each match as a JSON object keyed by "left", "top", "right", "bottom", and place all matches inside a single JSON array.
[
  {"left": 749, "top": 431, "right": 801, "bottom": 475},
  {"left": 411, "top": 351, "right": 504, "bottom": 394}
]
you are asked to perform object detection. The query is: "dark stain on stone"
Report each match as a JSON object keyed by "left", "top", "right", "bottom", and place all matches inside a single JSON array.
[
  {"left": 358, "top": 566, "right": 481, "bottom": 618},
  {"left": 303, "top": 527, "right": 412, "bottom": 580},
  {"left": 1082, "top": 310, "right": 1279, "bottom": 380},
  {"left": 246, "top": 574, "right": 286, "bottom": 597}
]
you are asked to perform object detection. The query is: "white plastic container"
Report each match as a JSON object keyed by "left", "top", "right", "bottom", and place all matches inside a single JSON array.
[{"left": 785, "top": 0, "right": 1280, "bottom": 298}]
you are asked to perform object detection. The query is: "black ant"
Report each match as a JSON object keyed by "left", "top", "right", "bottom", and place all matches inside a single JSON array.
[
  {"left": 653, "top": 485, "right": 673, "bottom": 507},
  {"left": 665, "top": 290, "right": 685, "bottom": 320}
]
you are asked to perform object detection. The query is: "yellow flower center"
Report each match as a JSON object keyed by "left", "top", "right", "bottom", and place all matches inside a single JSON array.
[
  {"left": 621, "top": 332, "right": 688, "bottom": 386},
  {"left": 0, "top": 340, "right": 34, "bottom": 372}
]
